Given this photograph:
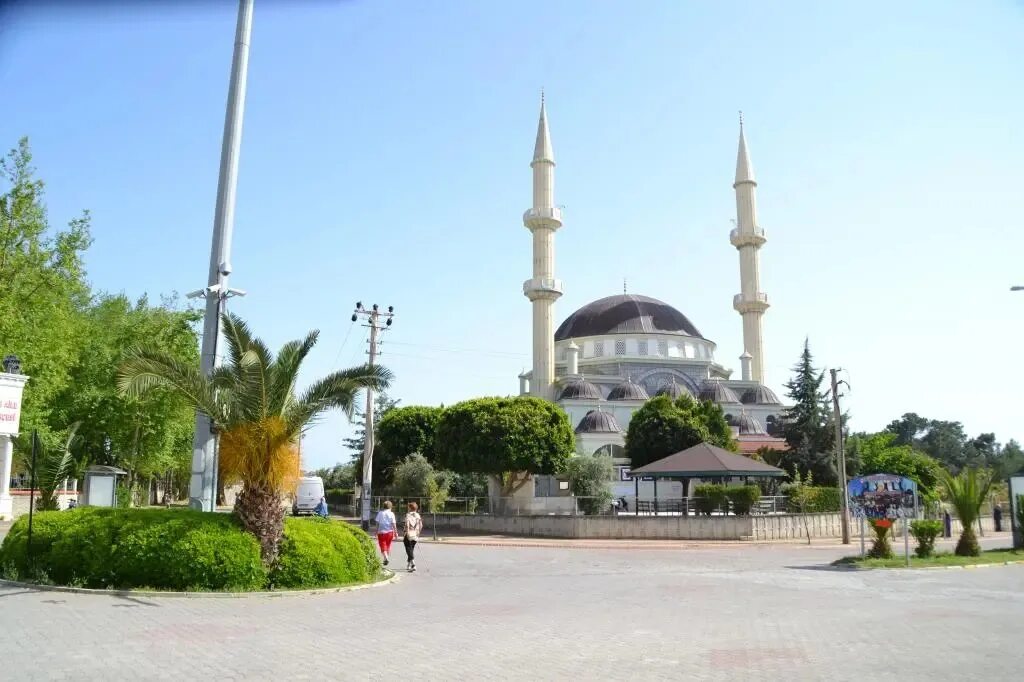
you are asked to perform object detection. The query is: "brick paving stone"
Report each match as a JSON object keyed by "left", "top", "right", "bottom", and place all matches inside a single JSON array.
[{"left": 0, "top": 536, "right": 1021, "bottom": 680}]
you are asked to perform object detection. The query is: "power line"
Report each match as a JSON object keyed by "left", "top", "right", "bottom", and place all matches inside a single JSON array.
[
  {"left": 332, "top": 318, "right": 356, "bottom": 366},
  {"left": 385, "top": 340, "right": 527, "bottom": 358}
]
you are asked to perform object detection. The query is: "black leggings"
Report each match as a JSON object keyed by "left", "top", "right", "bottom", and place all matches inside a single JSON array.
[{"left": 403, "top": 536, "right": 417, "bottom": 562}]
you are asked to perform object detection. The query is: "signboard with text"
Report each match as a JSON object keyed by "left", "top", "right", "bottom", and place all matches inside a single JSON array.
[
  {"left": 847, "top": 474, "right": 916, "bottom": 519},
  {"left": 0, "top": 375, "right": 27, "bottom": 437}
]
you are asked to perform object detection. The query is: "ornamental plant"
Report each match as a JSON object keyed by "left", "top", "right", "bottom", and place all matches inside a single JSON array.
[
  {"left": 910, "top": 519, "right": 943, "bottom": 558},
  {"left": 119, "top": 313, "right": 391, "bottom": 564},
  {"left": 867, "top": 519, "right": 894, "bottom": 559},
  {"left": 938, "top": 468, "right": 992, "bottom": 557}
]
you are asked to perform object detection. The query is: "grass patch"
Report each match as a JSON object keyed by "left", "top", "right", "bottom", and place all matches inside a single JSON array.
[{"left": 833, "top": 548, "right": 1024, "bottom": 569}]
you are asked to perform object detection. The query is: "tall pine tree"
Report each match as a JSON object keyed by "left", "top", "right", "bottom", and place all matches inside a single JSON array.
[{"left": 781, "top": 339, "right": 837, "bottom": 484}]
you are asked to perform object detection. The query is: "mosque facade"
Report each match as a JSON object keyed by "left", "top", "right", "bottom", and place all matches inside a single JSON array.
[{"left": 515, "top": 99, "right": 787, "bottom": 503}]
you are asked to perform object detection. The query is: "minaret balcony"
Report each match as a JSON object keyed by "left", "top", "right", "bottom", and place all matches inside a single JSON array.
[
  {"left": 524, "top": 277, "right": 564, "bottom": 301},
  {"left": 733, "top": 292, "right": 769, "bottom": 314},
  {"left": 730, "top": 226, "right": 766, "bottom": 248},
  {"left": 523, "top": 207, "right": 563, "bottom": 231}
]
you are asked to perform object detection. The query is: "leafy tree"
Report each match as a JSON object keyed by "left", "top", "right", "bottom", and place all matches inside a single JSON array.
[
  {"left": 118, "top": 312, "right": 392, "bottom": 564},
  {"left": 313, "top": 461, "right": 356, "bottom": 490},
  {"left": 939, "top": 468, "right": 992, "bottom": 557},
  {"left": 391, "top": 453, "right": 435, "bottom": 498},
  {"left": 50, "top": 294, "right": 200, "bottom": 502},
  {"left": 885, "top": 412, "right": 930, "bottom": 447},
  {"left": 344, "top": 391, "right": 399, "bottom": 459},
  {"left": 0, "top": 138, "right": 92, "bottom": 452},
  {"left": 566, "top": 455, "right": 613, "bottom": 515},
  {"left": 999, "top": 440, "right": 1024, "bottom": 478},
  {"left": 365, "top": 405, "right": 442, "bottom": 489},
  {"left": 848, "top": 432, "right": 941, "bottom": 499},
  {"left": 623, "top": 394, "right": 736, "bottom": 469},
  {"left": 780, "top": 339, "right": 836, "bottom": 485},
  {"left": 434, "top": 396, "right": 574, "bottom": 496}
]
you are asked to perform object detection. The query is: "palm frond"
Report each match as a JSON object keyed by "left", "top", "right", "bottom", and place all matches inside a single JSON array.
[
  {"left": 283, "top": 364, "right": 393, "bottom": 435},
  {"left": 268, "top": 329, "right": 320, "bottom": 415},
  {"left": 118, "top": 347, "right": 226, "bottom": 425}
]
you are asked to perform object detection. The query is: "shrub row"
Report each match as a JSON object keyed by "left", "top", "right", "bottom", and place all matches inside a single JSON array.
[
  {"left": 780, "top": 485, "right": 842, "bottom": 513},
  {"left": 325, "top": 488, "right": 354, "bottom": 506},
  {"left": 692, "top": 484, "right": 761, "bottom": 516},
  {"left": 0, "top": 508, "right": 380, "bottom": 591}
]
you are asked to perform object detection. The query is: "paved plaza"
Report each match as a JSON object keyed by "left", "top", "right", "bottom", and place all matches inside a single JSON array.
[{"left": 0, "top": 533, "right": 1020, "bottom": 681}]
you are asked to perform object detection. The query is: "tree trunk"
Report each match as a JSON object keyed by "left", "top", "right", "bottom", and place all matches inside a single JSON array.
[
  {"left": 955, "top": 524, "right": 980, "bottom": 557},
  {"left": 235, "top": 484, "right": 286, "bottom": 565}
]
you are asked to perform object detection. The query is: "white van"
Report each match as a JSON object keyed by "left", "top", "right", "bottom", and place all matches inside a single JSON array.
[{"left": 293, "top": 476, "right": 325, "bottom": 516}]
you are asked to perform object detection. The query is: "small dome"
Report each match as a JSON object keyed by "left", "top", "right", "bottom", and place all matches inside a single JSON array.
[
  {"left": 740, "top": 385, "right": 781, "bottom": 405},
  {"left": 735, "top": 412, "right": 767, "bottom": 436},
  {"left": 575, "top": 410, "right": 622, "bottom": 434},
  {"left": 607, "top": 378, "right": 650, "bottom": 401},
  {"left": 698, "top": 379, "right": 741, "bottom": 404},
  {"left": 655, "top": 379, "right": 692, "bottom": 399},
  {"left": 558, "top": 378, "right": 603, "bottom": 401}
]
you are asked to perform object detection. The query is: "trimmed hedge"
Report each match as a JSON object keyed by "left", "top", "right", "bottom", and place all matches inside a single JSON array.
[
  {"left": 693, "top": 484, "right": 729, "bottom": 516},
  {"left": 270, "top": 517, "right": 380, "bottom": 589},
  {"left": 0, "top": 508, "right": 381, "bottom": 592},
  {"left": 725, "top": 485, "right": 761, "bottom": 516},
  {"left": 780, "top": 485, "right": 842, "bottom": 513}
]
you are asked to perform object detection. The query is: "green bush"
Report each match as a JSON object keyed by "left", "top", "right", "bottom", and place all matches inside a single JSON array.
[
  {"left": 0, "top": 509, "right": 382, "bottom": 591},
  {"left": 725, "top": 485, "right": 762, "bottom": 516},
  {"left": 270, "top": 517, "right": 380, "bottom": 589},
  {"left": 910, "top": 519, "right": 943, "bottom": 558},
  {"left": 0, "top": 508, "right": 264, "bottom": 590},
  {"left": 694, "top": 484, "right": 728, "bottom": 516},
  {"left": 781, "top": 485, "right": 842, "bottom": 513}
]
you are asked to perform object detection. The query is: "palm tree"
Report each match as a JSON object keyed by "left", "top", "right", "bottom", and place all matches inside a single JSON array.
[
  {"left": 118, "top": 313, "right": 392, "bottom": 563},
  {"left": 19, "top": 424, "right": 80, "bottom": 511},
  {"left": 939, "top": 467, "right": 992, "bottom": 557}
]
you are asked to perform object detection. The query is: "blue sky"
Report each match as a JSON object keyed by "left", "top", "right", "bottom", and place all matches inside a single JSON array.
[{"left": 3, "top": 0, "right": 1023, "bottom": 469}]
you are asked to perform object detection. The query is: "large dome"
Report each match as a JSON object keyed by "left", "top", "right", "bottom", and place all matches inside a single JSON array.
[{"left": 554, "top": 294, "right": 703, "bottom": 342}]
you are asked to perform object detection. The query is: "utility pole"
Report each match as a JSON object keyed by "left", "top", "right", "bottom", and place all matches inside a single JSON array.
[
  {"left": 352, "top": 302, "right": 394, "bottom": 530},
  {"left": 830, "top": 368, "right": 850, "bottom": 544},
  {"left": 187, "top": 0, "right": 254, "bottom": 512}
]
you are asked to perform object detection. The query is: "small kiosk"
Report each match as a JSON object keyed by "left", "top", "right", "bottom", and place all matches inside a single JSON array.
[{"left": 81, "top": 465, "right": 127, "bottom": 507}]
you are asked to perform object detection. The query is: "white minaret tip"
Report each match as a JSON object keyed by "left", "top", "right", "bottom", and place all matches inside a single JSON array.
[
  {"left": 533, "top": 92, "right": 554, "bottom": 164},
  {"left": 734, "top": 112, "right": 755, "bottom": 186}
]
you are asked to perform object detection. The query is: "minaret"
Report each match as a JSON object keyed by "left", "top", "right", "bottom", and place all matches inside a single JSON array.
[
  {"left": 730, "top": 114, "right": 769, "bottom": 384},
  {"left": 523, "top": 94, "right": 563, "bottom": 399}
]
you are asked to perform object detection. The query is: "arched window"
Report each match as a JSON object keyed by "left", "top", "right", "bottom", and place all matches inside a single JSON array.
[{"left": 593, "top": 444, "right": 625, "bottom": 458}]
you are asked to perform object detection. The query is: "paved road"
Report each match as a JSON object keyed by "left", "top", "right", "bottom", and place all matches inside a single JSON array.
[{"left": 1, "top": 535, "right": 1021, "bottom": 681}]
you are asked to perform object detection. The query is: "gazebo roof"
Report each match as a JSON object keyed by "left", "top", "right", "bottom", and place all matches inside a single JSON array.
[{"left": 630, "top": 442, "right": 786, "bottom": 478}]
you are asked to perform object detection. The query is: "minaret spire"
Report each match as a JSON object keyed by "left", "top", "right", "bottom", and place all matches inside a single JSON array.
[
  {"left": 730, "top": 116, "right": 769, "bottom": 384},
  {"left": 523, "top": 93, "right": 564, "bottom": 399}
]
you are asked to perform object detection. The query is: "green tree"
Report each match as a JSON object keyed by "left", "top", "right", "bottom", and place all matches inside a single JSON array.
[
  {"left": 0, "top": 138, "right": 92, "bottom": 452},
  {"left": 780, "top": 340, "right": 836, "bottom": 484},
  {"left": 344, "top": 391, "right": 399, "bottom": 458},
  {"left": 313, "top": 462, "right": 356, "bottom": 489},
  {"left": 566, "top": 454, "right": 613, "bottom": 515},
  {"left": 434, "top": 396, "right": 574, "bottom": 496},
  {"left": 118, "top": 312, "right": 392, "bottom": 563},
  {"left": 849, "top": 432, "right": 941, "bottom": 499},
  {"left": 623, "top": 394, "right": 737, "bottom": 469},
  {"left": 50, "top": 294, "right": 200, "bottom": 503},
  {"left": 365, "top": 404, "right": 442, "bottom": 490},
  {"left": 939, "top": 468, "right": 992, "bottom": 557},
  {"left": 391, "top": 453, "right": 435, "bottom": 498}
]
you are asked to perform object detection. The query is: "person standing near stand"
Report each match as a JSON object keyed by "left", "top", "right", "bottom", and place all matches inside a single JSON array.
[
  {"left": 374, "top": 500, "right": 397, "bottom": 566},
  {"left": 404, "top": 501, "right": 423, "bottom": 573}
]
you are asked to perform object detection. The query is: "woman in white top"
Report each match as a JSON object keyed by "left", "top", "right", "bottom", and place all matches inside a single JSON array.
[
  {"left": 374, "top": 500, "right": 397, "bottom": 566},
  {"left": 403, "top": 501, "right": 423, "bottom": 572}
]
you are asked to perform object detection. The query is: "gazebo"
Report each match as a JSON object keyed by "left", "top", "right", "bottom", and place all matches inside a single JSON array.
[{"left": 629, "top": 442, "right": 786, "bottom": 513}]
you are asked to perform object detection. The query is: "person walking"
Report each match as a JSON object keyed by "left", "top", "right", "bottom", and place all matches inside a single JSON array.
[
  {"left": 403, "top": 501, "right": 423, "bottom": 573},
  {"left": 374, "top": 500, "right": 397, "bottom": 566}
]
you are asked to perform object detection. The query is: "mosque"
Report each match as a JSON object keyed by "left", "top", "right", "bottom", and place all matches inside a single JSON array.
[{"left": 514, "top": 98, "right": 787, "bottom": 504}]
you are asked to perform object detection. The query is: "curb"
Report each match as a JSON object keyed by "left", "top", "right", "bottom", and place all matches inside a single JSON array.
[
  {"left": 836, "top": 560, "right": 1024, "bottom": 572},
  {"left": 0, "top": 569, "right": 399, "bottom": 599}
]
